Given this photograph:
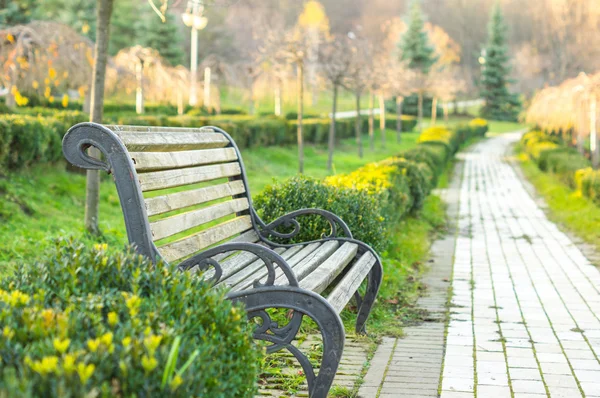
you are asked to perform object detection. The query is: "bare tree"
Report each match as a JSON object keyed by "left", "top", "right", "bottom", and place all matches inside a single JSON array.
[
  {"left": 344, "top": 32, "right": 372, "bottom": 158},
  {"left": 320, "top": 35, "right": 352, "bottom": 171}
]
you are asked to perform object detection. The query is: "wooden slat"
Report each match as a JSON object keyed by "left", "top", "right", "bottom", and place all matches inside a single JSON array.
[
  {"left": 200, "top": 241, "right": 267, "bottom": 281},
  {"left": 236, "top": 242, "right": 323, "bottom": 291},
  {"left": 110, "top": 126, "right": 229, "bottom": 152},
  {"left": 159, "top": 215, "right": 252, "bottom": 262},
  {"left": 211, "top": 230, "right": 260, "bottom": 263},
  {"left": 326, "top": 252, "right": 376, "bottom": 313},
  {"left": 299, "top": 242, "right": 358, "bottom": 294},
  {"left": 145, "top": 180, "right": 246, "bottom": 217},
  {"left": 150, "top": 198, "right": 249, "bottom": 241},
  {"left": 131, "top": 148, "right": 238, "bottom": 171},
  {"left": 221, "top": 246, "right": 303, "bottom": 289},
  {"left": 139, "top": 162, "right": 241, "bottom": 192},
  {"left": 277, "top": 240, "right": 340, "bottom": 285}
]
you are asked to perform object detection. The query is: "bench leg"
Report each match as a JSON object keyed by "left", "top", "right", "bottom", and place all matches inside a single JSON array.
[
  {"left": 229, "top": 287, "right": 345, "bottom": 398},
  {"left": 355, "top": 251, "right": 383, "bottom": 335}
]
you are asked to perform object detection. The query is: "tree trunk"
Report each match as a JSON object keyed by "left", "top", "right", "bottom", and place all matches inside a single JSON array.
[
  {"left": 249, "top": 83, "right": 256, "bottom": 115},
  {"left": 431, "top": 97, "right": 438, "bottom": 126},
  {"left": 204, "top": 66, "right": 211, "bottom": 110},
  {"left": 135, "top": 60, "right": 144, "bottom": 114},
  {"left": 85, "top": 0, "right": 114, "bottom": 235},
  {"left": 355, "top": 92, "right": 363, "bottom": 158},
  {"left": 443, "top": 102, "right": 449, "bottom": 125},
  {"left": 396, "top": 96, "right": 403, "bottom": 143},
  {"left": 591, "top": 94, "right": 599, "bottom": 169},
  {"left": 215, "top": 83, "right": 222, "bottom": 114},
  {"left": 368, "top": 90, "right": 374, "bottom": 151},
  {"left": 297, "top": 62, "right": 304, "bottom": 173},
  {"left": 328, "top": 84, "right": 338, "bottom": 172},
  {"left": 453, "top": 98, "right": 458, "bottom": 115},
  {"left": 417, "top": 90, "right": 424, "bottom": 132},
  {"left": 274, "top": 79, "right": 282, "bottom": 116},
  {"left": 379, "top": 93, "right": 386, "bottom": 145},
  {"left": 177, "top": 91, "right": 184, "bottom": 115},
  {"left": 577, "top": 102, "right": 585, "bottom": 155},
  {"left": 83, "top": 89, "right": 91, "bottom": 114}
]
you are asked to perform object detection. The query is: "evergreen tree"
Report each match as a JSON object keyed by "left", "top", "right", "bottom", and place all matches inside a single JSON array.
[
  {"left": 480, "top": 3, "right": 520, "bottom": 121},
  {"left": 400, "top": 0, "right": 435, "bottom": 74},
  {"left": 0, "top": 0, "right": 36, "bottom": 25},
  {"left": 109, "top": 0, "right": 142, "bottom": 55},
  {"left": 399, "top": 0, "right": 436, "bottom": 131},
  {"left": 138, "top": 11, "right": 185, "bottom": 66}
]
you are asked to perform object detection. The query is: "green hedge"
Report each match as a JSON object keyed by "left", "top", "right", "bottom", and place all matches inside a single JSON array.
[
  {"left": 0, "top": 113, "right": 87, "bottom": 174},
  {"left": 254, "top": 119, "right": 486, "bottom": 251},
  {"left": 520, "top": 131, "right": 591, "bottom": 188},
  {"left": 0, "top": 239, "right": 260, "bottom": 397}
]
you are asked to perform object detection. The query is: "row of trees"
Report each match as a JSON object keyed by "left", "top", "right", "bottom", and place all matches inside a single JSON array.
[{"left": 527, "top": 72, "right": 600, "bottom": 168}]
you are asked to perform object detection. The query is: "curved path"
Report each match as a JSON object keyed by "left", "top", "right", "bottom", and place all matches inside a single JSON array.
[{"left": 441, "top": 133, "right": 600, "bottom": 397}]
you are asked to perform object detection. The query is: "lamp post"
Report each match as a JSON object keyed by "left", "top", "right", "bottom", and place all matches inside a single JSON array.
[{"left": 182, "top": 1, "right": 208, "bottom": 107}]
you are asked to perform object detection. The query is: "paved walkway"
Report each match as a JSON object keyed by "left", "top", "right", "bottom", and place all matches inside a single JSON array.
[{"left": 441, "top": 133, "right": 600, "bottom": 397}]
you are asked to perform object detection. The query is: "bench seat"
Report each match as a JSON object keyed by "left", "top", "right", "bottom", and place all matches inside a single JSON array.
[{"left": 62, "top": 123, "right": 383, "bottom": 398}]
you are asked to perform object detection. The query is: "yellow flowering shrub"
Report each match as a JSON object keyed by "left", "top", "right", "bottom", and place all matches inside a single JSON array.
[
  {"left": 575, "top": 167, "right": 600, "bottom": 204},
  {"left": 0, "top": 239, "right": 260, "bottom": 397}
]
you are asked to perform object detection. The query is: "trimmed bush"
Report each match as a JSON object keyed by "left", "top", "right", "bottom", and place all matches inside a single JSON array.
[
  {"left": 0, "top": 239, "right": 260, "bottom": 397},
  {"left": 254, "top": 176, "right": 387, "bottom": 251},
  {"left": 375, "top": 115, "right": 417, "bottom": 132},
  {"left": 520, "top": 130, "right": 591, "bottom": 187},
  {"left": 576, "top": 168, "right": 600, "bottom": 204}
]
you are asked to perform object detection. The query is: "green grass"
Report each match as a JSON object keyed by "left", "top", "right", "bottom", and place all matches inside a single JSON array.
[
  {"left": 488, "top": 120, "right": 527, "bottom": 134},
  {"left": 0, "top": 128, "right": 418, "bottom": 271},
  {"left": 518, "top": 154, "right": 600, "bottom": 252}
]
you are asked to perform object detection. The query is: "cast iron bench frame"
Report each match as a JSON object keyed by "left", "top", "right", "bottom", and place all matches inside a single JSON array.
[{"left": 62, "top": 122, "right": 383, "bottom": 398}]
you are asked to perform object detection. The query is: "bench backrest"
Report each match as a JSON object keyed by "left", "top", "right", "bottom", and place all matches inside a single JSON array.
[{"left": 63, "top": 123, "right": 259, "bottom": 264}]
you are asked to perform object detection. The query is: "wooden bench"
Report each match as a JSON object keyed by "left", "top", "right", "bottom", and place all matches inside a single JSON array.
[{"left": 62, "top": 123, "right": 383, "bottom": 398}]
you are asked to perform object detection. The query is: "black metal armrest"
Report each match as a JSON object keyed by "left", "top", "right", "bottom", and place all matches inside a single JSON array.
[
  {"left": 257, "top": 208, "right": 353, "bottom": 242},
  {"left": 177, "top": 242, "right": 298, "bottom": 287}
]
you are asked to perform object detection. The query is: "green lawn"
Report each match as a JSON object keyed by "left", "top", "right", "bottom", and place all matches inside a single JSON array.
[
  {"left": 0, "top": 128, "right": 419, "bottom": 271},
  {"left": 488, "top": 120, "right": 527, "bottom": 133}
]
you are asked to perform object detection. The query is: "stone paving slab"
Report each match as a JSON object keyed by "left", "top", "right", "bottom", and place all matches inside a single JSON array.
[{"left": 440, "top": 133, "right": 600, "bottom": 398}]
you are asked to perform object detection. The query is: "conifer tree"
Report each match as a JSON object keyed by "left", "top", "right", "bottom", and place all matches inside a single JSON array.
[
  {"left": 138, "top": 10, "right": 184, "bottom": 66},
  {"left": 400, "top": 0, "right": 435, "bottom": 131},
  {"left": 480, "top": 3, "right": 520, "bottom": 121}
]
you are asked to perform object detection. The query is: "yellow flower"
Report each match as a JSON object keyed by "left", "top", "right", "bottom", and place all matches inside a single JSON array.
[
  {"left": 6, "top": 290, "right": 29, "bottom": 306},
  {"left": 170, "top": 375, "right": 183, "bottom": 391},
  {"left": 143, "top": 335, "right": 162, "bottom": 353},
  {"left": 100, "top": 332, "right": 113, "bottom": 347},
  {"left": 107, "top": 312, "right": 118, "bottom": 327},
  {"left": 48, "top": 67, "right": 57, "bottom": 80},
  {"left": 122, "top": 337, "right": 132, "bottom": 348},
  {"left": 141, "top": 355, "right": 158, "bottom": 373},
  {"left": 7, "top": 33, "right": 14, "bottom": 43},
  {"left": 41, "top": 308, "right": 55, "bottom": 328},
  {"left": 82, "top": 23, "right": 90, "bottom": 34},
  {"left": 76, "top": 362, "right": 95, "bottom": 384},
  {"left": 29, "top": 356, "right": 59, "bottom": 376},
  {"left": 32, "top": 80, "right": 39, "bottom": 89},
  {"left": 93, "top": 243, "right": 108, "bottom": 252},
  {"left": 123, "top": 294, "right": 141, "bottom": 317},
  {"left": 2, "top": 326, "right": 15, "bottom": 339},
  {"left": 63, "top": 354, "right": 76, "bottom": 374},
  {"left": 48, "top": 95, "right": 54, "bottom": 103},
  {"left": 87, "top": 338, "right": 100, "bottom": 353},
  {"left": 53, "top": 338, "right": 70, "bottom": 354}
]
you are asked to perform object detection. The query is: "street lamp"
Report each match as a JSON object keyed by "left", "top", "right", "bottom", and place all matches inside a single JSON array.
[{"left": 182, "top": 1, "right": 208, "bottom": 107}]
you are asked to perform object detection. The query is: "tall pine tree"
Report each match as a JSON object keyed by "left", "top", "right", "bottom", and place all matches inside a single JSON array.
[
  {"left": 400, "top": 0, "right": 435, "bottom": 131},
  {"left": 138, "top": 10, "right": 184, "bottom": 66},
  {"left": 480, "top": 3, "right": 520, "bottom": 121}
]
